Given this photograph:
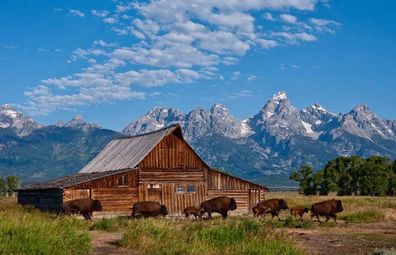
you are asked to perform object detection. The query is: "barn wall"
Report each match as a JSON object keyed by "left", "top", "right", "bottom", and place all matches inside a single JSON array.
[
  {"left": 138, "top": 133, "right": 208, "bottom": 215},
  {"left": 18, "top": 189, "right": 63, "bottom": 212},
  {"left": 63, "top": 170, "right": 139, "bottom": 213},
  {"left": 206, "top": 170, "right": 266, "bottom": 213}
]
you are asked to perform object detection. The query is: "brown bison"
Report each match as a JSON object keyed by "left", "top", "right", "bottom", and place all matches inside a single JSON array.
[
  {"left": 131, "top": 201, "right": 168, "bottom": 218},
  {"left": 200, "top": 196, "right": 237, "bottom": 219},
  {"left": 184, "top": 206, "right": 203, "bottom": 220},
  {"left": 253, "top": 198, "right": 288, "bottom": 220},
  {"left": 310, "top": 199, "right": 343, "bottom": 223},
  {"left": 61, "top": 198, "right": 102, "bottom": 220},
  {"left": 290, "top": 206, "right": 309, "bottom": 220}
]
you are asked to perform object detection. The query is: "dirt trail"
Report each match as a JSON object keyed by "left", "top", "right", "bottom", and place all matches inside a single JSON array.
[
  {"left": 90, "top": 231, "right": 136, "bottom": 255},
  {"left": 287, "top": 222, "right": 396, "bottom": 255}
]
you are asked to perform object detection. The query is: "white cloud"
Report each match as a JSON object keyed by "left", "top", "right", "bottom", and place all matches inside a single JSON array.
[
  {"left": 231, "top": 71, "right": 241, "bottom": 80},
  {"left": 24, "top": 0, "right": 339, "bottom": 115},
  {"left": 227, "top": 89, "right": 252, "bottom": 99},
  {"left": 272, "top": 32, "right": 317, "bottom": 43},
  {"left": 247, "top": 74, "right": 256, "bottom": 82},
  {"left": 103, "top": 17, "right": 118, "bottom": 24},
  {"left": 280, "top": 14, "right": 297, "bottom": 23},
  {"left": 69, "top": 9, "right": 85, "bottom": 17},
  {"left": 310, "top": 18, "right": 340, "bottom": 27},
  {"left": 263, "top": 12, "right": 275, "bottom": 21},
  {"left": 91, "top": 10, "right": 109, "bottom": 17}
]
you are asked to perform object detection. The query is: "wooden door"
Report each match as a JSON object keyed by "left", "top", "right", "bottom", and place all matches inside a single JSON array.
[
  {"left": 148, "top": 188, "right": 162, "bottom": 203},
  {"left": 248, "top": 189, "right": 261, "bottom": 211}
]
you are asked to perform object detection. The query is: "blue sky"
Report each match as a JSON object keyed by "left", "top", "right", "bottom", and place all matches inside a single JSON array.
[{"left": 1, "top": 0, "right": 395, "bottom": 131}]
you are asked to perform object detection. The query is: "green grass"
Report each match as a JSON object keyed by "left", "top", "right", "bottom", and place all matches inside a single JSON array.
[
  {"left": 340, "top": 210, "right": 385, "bottom": 223},
  {"left": 264, "top": 216, "right": 314, "bottom": 229},
  {"left": 90, "top": 216, "right": 130, "bottom": 232},
  {"left": 0, "top": 197, "right": 91, "bottom": 255},
  {"left": 121, "top": 218, "right": 303, "bottom": 255}
]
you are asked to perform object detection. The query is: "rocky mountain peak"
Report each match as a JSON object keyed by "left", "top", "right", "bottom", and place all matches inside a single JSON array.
[
  {"left": 0, "top": 104, "right": 42, "bottom": 136},
  {"left": 60, "top": 115, "right": 100, "bottom": 131}
]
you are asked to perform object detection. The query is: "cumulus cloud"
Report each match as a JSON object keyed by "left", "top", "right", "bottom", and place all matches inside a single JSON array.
[
  {"left": 280, "top": 14, "right": 297, "bottom": 23},
  {"left": 69, "top": 9, "right": 85, "bottom": 17},
  {"left": 24, "top": 0, "right": 339, "bottom": 115}
]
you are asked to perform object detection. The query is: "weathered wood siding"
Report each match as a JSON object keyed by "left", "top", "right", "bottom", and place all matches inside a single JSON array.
[
  {"left": 18, "top": 189, "right": 63, "bottom": 212},
  {"left": 140, "top": 133, "right": 206, "bottom": 169},
  {"left": 206, "top": 169, "right": 266, "bottom": 213},
  {"left": 138, "top": 133, "right": 208, "bottom": 215},
  {"left": 63, "top": 170, "right": 138, "bottom": 213}
]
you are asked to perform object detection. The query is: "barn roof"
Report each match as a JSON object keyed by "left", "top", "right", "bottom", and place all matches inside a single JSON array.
[
  {"left": 18, "top": 168, "right": 134, "bottom": 190},
  {"left": 79, "top": 124, "right": 185, "bottom": 173},
  {"left": 209, "top": 168, "right": 268, "bottom": 191}
]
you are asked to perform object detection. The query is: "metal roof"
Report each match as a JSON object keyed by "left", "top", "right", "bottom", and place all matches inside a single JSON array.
[
  {"left": 79, "top": 124, "right": 182, "bottom": 173},
  {"left": 18, "top": 169, "right": 134, "bottom": 190}
]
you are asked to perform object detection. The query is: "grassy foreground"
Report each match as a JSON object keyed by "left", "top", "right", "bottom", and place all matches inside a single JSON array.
[
  {"left": 1, "top": 193, "right": 395, "bottom": 255},
  {"left": 0, "top": 197, "right": 91, "bottom": 255},
  {"left": 121, "top": 218, "right": 302, "bottom": 255}
]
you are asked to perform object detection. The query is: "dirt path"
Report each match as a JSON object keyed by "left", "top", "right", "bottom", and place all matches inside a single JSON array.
[
  {"left": 287, "top": 222, "right": 396, "bottom": 255},
  {"left": 90, "top": 231, "right": 136, "bottom": 255}
]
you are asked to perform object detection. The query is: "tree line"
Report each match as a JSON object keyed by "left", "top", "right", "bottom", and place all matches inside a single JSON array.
[
  {"left": 290, "top": 156, "right": 396, "bottom": 196},
  {"left": 0, "top": 175, "right": 20, "bottom": 196}
]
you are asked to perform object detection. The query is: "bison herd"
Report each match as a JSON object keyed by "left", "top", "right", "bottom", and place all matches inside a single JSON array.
[{"left": 60, "top": 196, "right": 344, "bottom": 223}]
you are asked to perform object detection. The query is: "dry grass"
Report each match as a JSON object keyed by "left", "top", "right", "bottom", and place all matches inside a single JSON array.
[{"left": 266, "top": 192, "right": 396, "bottom": 223}]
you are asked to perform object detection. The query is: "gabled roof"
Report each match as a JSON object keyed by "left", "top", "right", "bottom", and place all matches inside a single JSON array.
[
  {"left": 18, "top": 168, "right": 134, "bottom": 191},
  {"left": 79, "top": 124, "right": 184, "bottom": 173}
]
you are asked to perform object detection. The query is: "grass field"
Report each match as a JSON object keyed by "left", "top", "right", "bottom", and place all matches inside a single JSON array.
[{"left": 1, "top": 193, "right": 396, "bottom": 255}]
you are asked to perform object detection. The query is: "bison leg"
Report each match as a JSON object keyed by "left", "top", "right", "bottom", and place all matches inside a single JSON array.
[
  {"left": 185, "top": 213, "right": 190, "bottom": 218},
  {"left": 206, "top": 210, "right": 213, "bottom": 220},
  {"left": 221, "top": 211, "right": 228, "bottom": 219},
  {"left": 83, "top": 213, "right": 92, "bottom": 220},
  {"left": 332, "top": 214, "right": 338, "bottom": 224},
  {"left": 325, "top": 215, "right": 330, "bottom": 222}
]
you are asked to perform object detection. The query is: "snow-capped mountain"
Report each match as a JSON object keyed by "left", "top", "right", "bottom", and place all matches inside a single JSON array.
[
  {"left": 123, "top": 103, "right": 251, "bottom": 141},
  {"left": 121, "top": 91, "right": 396, "bottom": 182},
  {"left": 0, "top": 104, "right": 42, "bottom": 136},
  {"left": 2, "top": 91, "right": 396, "bottom": 184}
]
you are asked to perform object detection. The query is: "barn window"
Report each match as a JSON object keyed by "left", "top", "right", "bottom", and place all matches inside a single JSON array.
[
  {"left": 187, "top": 184, "right": 196, "bottom": 193},
  {"left": 118, "top": 175, "right": 128, "bottom": 186},
  {"left": 147, "top": 184, "right": 161, "bottom": 189},
  {"left": 176, "top": 185, "right": 185, "bottom": 193}
]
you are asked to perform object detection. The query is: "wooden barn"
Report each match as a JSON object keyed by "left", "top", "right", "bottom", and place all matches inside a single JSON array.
[{"left": 18, "top": 124, "right": 267, "bottom": 216}]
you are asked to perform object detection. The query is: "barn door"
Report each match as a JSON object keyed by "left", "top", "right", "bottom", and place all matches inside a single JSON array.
[
  {"left": 248, "top": 189, "right": 260, "bottom": 211},
  {"left": 73, "top": 189, "right": 91, "bottom": 200},
  {"left": 147, "top": 185, "right": 162, "bottom": 203}
]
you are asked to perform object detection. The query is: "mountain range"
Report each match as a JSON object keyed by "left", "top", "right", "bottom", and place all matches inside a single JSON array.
[{"left": 1, "top": 91, "right": 396, "bottom": 185}]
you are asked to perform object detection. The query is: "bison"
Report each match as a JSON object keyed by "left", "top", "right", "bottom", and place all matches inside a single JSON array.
[
  {"left": 61, "top": 198, "right": 102, "bottom": 220},
  {"left": 310, "top": 199, "right": 343, "bottom": 223},
  {"left": 184, "top": 206, "right": 203, "bottom": 220},
  {"left": 200, "top": 196, "right": 237, "bottom": 219},
  {"left": 131, "top": 201, "right": 168, "bottom": 218},
  {"left": 290, "top": 206, "right": 309, "bottom": 220},
  {"left": 253, "top": 198, "right": 288, "bottom": 220}
]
